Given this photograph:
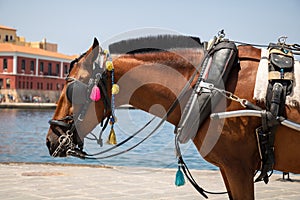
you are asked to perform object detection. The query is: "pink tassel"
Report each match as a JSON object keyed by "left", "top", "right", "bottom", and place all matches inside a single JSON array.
[{"left": 90, "top": 85, "right": 101, "bottom": 101}]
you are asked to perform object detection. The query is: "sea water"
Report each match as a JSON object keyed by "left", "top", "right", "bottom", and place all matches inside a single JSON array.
[{"left": 0, "top": 108, "right": 217, "bottom": 170}]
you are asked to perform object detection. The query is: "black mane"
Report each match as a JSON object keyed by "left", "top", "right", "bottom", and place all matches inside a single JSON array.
[{"left": 109, "top": 35, "right": 202, "bottom": 54}]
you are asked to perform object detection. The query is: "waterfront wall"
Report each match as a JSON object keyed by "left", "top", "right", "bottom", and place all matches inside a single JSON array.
[{"left": 0, "top": 89, "right": 61, "bottom": 103}]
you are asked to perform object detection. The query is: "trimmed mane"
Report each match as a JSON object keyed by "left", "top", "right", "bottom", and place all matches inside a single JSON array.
[{"left": 109, "top": 35, "right": 202, "bottom": 54}]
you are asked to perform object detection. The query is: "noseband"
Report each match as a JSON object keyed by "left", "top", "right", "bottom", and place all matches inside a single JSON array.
[{"left": 49, "top": 50, "right": 112, "bottom": 157}]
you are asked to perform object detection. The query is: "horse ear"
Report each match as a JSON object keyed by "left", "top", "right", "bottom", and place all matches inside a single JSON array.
[
  {"left": 92, "top": 37, "right": 99, "bottom": 51},
  {"left": 84, "top": 37, "right": 100, "bottom": 66}
]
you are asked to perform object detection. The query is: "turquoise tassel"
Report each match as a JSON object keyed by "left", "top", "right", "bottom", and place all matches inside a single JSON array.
[{"left": 175, "top": 166, "right": 185, "bottom": 186}]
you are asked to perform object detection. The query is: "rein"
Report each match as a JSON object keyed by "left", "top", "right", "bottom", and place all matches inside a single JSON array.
[{"left": 77, "top": 116, "right": 157, "bottom": 159}]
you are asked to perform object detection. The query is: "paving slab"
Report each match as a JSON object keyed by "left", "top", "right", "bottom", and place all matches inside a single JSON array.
[{"left": 0, "top": 162, "right": 299, "bottom": 199}]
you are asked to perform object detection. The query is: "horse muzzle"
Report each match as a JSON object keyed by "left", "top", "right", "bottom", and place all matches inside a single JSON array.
[
  {"left": 46, "top": 133, "right": 68, "bottom": 157},
  {"left": 46, "top": 124, "right": 75, "bottom": 157}
]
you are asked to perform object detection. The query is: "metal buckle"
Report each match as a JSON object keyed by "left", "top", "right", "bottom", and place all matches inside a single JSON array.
[{"left": 198, "top": 81, "right": 214, "bottom": 93}]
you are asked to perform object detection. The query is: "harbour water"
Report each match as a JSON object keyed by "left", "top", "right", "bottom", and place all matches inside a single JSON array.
[{"left": 0, "top": 108, "right": 217, "bottom": 170}]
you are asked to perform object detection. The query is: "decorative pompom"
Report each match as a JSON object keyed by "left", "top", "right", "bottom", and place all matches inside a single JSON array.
[
  {"left": 107, "top": 127, "right": 117, "bottom": 145},
  {"left": 90, "top": 85, "right": 101, "bottom": 101},
  {"left": 106, "top": 61, "right": 114, "bottom": 71},
  {"left": 175, "top": 166, "right": 185, "bottom": 186},
  {"left": 112, "top": 84, "right": 119, "bottom": 95},
  {"left": 103, "top": 49, "right": 109, "bottom": 55}
]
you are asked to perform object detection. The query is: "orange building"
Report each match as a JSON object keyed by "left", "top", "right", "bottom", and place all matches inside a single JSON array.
[{"left": 0, "top": 25, "right": 75, "bottom": 103}]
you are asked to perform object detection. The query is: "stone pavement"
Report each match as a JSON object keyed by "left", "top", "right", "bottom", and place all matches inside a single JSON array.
[{"left": 0, "top": 162, "right": 299, "bottom": 200}]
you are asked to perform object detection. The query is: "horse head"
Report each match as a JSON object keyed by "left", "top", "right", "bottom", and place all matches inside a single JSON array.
[{"left": 46, "top": 38, "right": 111, "bottom": 157}]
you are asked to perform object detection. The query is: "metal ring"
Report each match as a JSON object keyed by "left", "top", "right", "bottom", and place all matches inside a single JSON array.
[
  {"left": 95, "top": 73, "right": 102, "bottom": 79},
  {"left": 66, "top": 130, "right": 73, "bottom": 137},
  {"left": 218, "top": 29, "right": 225, "bottom": 38},
  {"left": 278, "top": 36, "right": 287, "bottom": 44},
  {"left": 58, "top": 135, "right": 71, "bottom": 146}
]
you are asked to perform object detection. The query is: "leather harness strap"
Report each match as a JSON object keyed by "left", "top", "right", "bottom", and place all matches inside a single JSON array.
[{"left": 255, "top": 43, "right": 294, "bottom": 184}]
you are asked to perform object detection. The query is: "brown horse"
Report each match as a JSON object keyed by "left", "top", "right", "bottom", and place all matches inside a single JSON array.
[{"left": 46, "top": 36, "right": 300, "bottom": 199}]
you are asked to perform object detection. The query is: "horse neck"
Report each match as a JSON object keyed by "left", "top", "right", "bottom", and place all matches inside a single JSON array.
[{"left": 112, "top": 49, "right": 204, "bottom": 125}]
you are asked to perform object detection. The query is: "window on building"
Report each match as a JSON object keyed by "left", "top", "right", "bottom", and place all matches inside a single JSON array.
[
  {"left": 56, "top": 63, "right": 60, "bottom": 76},
  {"left": 5, "top": 35, "right": 8, "bottom": 42},
  {"left": 56, "top": 83, "right": 60, "bottom": 90},
  {"left": 41, "top": 82, "right": 43, "bottom": 90},
  {"left": 48, "top": 63, "right": 52, "bottom": 75},
  {"left": 21, "top": 59, "right": 26, "bottom": 71},
  {"left": 3, "top": 59, "right": 7, "bottom": 70},
  {"left": 0, "top": 79, "right": 3, "bottom": 89},
  {"left": 30, "top": 82, "right": 33, "bottom": 89},
  {"left": 30, "top": 61, "right": 34, "bottom": 72},
  {"left": 10, "top": 35, "right": 13, "bottom": 41},
  {"left": 18, "top": 81, "right": 21, "bottom": 89},
  {"left": 64, "top": 65, "right": 68, "bottom": 74},
  {"left": 40, "top": 62, "right": 44, "bottom": 73},
  {"left": 6, "top": 78, "right": 10, "bottom": 89}
]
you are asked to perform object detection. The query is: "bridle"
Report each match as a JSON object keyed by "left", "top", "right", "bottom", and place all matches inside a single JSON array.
[{"left": 48, "top": 49, "right": 112, "bottom": 157}]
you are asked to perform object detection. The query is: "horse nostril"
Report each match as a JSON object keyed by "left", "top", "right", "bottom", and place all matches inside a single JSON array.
[{"left": 46, "top": 137, "right": 52, "bottom": 150}]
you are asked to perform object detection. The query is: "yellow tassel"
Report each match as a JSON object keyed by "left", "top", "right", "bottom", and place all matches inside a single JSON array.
[
  {"left": 107, "top": 127, "right": 117, "bottom": 145},
  {"left": 106, "top": 61, "right": 114, "bottom": 71},
  {"left": 103, "top": 49, "right": 109, "bottom": 55},
  {"left": 111, "top": 84, "right": 120, "bottom": 95}
]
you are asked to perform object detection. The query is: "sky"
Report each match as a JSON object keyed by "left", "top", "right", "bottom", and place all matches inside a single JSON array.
[{"left": 0, "top": 0, "right": 299, "bottom": 55}]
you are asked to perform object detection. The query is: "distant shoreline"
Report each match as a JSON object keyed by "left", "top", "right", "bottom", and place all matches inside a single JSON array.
[{"left": 0, "top": 102, "right": 57, "bottom": 109}]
